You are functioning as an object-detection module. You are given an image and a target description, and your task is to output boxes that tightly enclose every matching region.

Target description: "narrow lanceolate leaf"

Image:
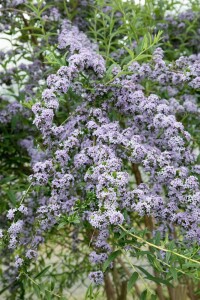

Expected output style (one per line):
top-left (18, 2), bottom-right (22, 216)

top-left (57, 222), bottom-right (66, 230)
top-left (136, 266), bottom-right (172, 286)
top-left (127, 272), bottom-right (139, 292)
top-left (103, 250), bottom-right (121, 272)
top-left (140, 289), bottom-right (147, 300)
top-left (170, 267), bottom-right (177, 281)
top-left (34, 266), bottom-right (51, 279)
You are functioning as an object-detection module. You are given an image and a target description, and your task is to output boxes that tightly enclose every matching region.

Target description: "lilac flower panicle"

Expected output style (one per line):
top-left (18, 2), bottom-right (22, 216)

top-left (88, 271), bottom-right (104, 285)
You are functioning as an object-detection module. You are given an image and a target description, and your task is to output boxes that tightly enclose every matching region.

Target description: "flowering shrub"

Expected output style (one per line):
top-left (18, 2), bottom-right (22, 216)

top-left (0, 1), bottom-right (200, 299)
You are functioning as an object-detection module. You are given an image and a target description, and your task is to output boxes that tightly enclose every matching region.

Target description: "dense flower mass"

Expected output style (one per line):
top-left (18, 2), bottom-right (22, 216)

top-left (4, 17), bottom-right (199, 281)
top-left (1, 1), bottom-right (200, 299)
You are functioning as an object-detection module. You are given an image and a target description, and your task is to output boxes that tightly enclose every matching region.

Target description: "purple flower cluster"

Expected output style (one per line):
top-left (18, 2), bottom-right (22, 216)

top-left (28, 23), bottom-right (200, 280)
top-left (0, 102), bottom-right (24, 124)
top-left (42, 7), bottom-right (61, 22)
top-left (88, 271), bottom-right (104, 285)
top-left (124, 48), bottom-right (200, 116)
top-left (156, 9), bottom-right (200, 53)
top-left (6, 0), bottom-right (25, 7)
top-left (2, 17), bottom-right (200, 286)
top-left (20, 137), bottom-right (46, 165)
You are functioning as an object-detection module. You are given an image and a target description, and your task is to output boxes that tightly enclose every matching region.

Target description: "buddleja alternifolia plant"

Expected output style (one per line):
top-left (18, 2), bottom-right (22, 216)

top-left (0, 0), bottom-right (200, 299)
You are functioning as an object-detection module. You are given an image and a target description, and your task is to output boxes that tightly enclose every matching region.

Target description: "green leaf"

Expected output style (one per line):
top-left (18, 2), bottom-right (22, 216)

top-left (140, 289), bottom-right (147, 300)
top-left (124, 46), bottom-right (135, 59)
top-left (166, 251), bottom-right (171, 264)
top-left (127, 272), bottom-right (139, 292)
top-left (170, 267), bottom-right (177, 281)
top-left (68, 214), bottom-right (80, 224)
top-left (154, 231), bottom-right (161, 245)
top-left (103, 250), bottom-right (121, 272)
top-left (85, 284), bottom-right (93, 299)
top-left (57, 222), bottom-right (66, 230)
top-left (182, 262), bottom-right (198, 269)
top-left (105, 63), bottom-right (120, 80)
top-left (33, 285), bottom-right (41, 298)
top-left (136, 266), bottom-right (171, 286)
top-left (6, 190), bottom-right (17, 205)
top-left (134, 54), bottom-right (152, 61)
top-left (34, 265), bottom-right (51, 279)
top-left (50, 281), bottom-right (55, 291)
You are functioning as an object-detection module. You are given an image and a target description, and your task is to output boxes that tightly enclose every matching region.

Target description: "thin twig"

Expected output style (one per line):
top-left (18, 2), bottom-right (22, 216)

top-left (119, 226), bottom-right (200, 265)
